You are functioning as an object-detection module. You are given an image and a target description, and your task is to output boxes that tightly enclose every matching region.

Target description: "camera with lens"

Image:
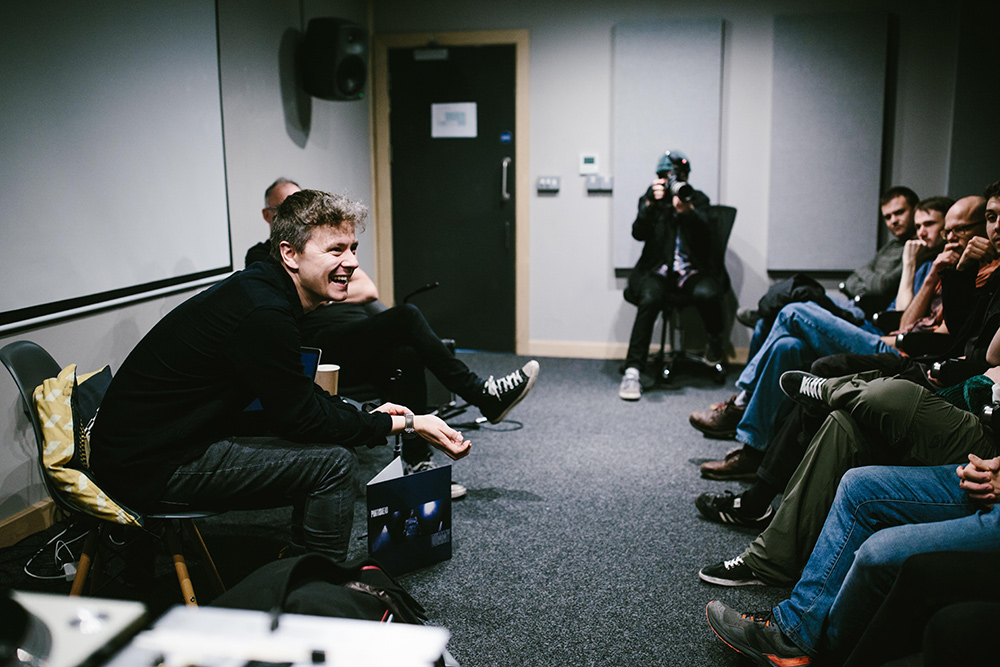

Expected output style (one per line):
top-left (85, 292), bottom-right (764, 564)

top-left (656, 171), bottom-right (694, 203)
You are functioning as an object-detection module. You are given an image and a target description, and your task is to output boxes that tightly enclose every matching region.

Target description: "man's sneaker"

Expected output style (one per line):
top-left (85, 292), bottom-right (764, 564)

top-left (406, 460), bottom-right (468, 500)
top-left (695, 490), bottom-right (774, 529)
top-left (706, 601), bottom-right (811, 667)
top-left (689, 395), bottom-right (744, 439)
top-left (779, 370), bottom-right (828, 409)
top-left (735, 307), bottom-right (761, 328)
top-left (618, 367), bottom-right (641, 401)
top-left (478, 360), bottom-right (540, 424)
top-left (699, 554), bottom-right (766, 587)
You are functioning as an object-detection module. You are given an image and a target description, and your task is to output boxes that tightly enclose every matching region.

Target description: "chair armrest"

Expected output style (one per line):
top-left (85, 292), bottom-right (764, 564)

top-left (930, 358), bottom-right (982, 387)
top-left (871, 310), bottom-right (902, 334)
top-left (894, 331), bottom-right (953, 358)
top-left (853, 293), bottom-right (892, 319)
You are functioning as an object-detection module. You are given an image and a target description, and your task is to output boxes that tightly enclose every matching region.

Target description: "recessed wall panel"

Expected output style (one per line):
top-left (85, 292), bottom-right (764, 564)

top-left (767, 13), bottom-right (887, 271)
top-left (612, 20), bottom-right (723, 269)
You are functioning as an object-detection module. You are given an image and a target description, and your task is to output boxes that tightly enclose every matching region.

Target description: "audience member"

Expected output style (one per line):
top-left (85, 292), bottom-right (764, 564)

top-left (619, 149), bottom-right (728, 401)
top-left (705, 455), bottom-right (1000, 665)
top-left (695, 197), bottom-right (964, 525)
top-left (691, 196), bottom-right (986, 483)
top-left (736, 186), bottom-right (919, 330)
top-left (90, 190), bottom-right (470, 562)
top-left (699, 353), bottom-right (999, 588)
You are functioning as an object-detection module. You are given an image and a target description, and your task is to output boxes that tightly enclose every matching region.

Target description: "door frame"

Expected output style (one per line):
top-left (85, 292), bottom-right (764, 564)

top-left (371, 30), bottom-right (530, 354)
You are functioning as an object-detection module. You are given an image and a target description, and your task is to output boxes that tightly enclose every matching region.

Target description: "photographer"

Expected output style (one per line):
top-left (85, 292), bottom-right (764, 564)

top-left (620, 149), bottom-right (726, 401)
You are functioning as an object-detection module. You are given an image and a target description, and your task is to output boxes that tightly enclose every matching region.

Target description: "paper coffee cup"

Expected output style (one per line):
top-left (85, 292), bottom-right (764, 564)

top-left (316, 364), bottom-right (340, 395)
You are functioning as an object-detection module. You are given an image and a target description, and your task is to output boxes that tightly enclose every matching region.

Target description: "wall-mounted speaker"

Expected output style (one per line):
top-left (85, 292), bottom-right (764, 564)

top-left (300, 18), bottom-right (368, 101)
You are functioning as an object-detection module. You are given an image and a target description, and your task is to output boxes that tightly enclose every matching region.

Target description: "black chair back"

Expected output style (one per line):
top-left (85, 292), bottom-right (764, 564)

top-left (0, 341), bottom-right (82, 515)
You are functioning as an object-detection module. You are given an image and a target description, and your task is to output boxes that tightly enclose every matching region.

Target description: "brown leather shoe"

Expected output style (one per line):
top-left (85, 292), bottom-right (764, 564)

top-left (689, 395), bottom-right (744, 439)
top-left (700, 446), bottom-right (763, 480)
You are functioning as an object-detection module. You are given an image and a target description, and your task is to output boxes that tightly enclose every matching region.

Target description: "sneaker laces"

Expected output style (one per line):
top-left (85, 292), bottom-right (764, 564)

top-left (723, 554), bottom-right (747, 571)
top-left (484, 369), bottom-right (525, 398)
top-left (406, 460), bottom-right (436, 474)
top-left (740, 609), bottom-right (774, 626)
top-left (799, 375), bottom-right (826, 401)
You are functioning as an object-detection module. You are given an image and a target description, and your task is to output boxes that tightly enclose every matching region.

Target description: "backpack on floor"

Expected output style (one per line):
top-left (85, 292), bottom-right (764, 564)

top-left (211, 553), bottom-right (428, 625)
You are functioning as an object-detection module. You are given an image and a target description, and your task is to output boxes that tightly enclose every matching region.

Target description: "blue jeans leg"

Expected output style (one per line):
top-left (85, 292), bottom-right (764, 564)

top-left (771, 465), bottom-right (981, 655)
top-left (736, 336), bottom-right (812, 450)
top-left (157, 437), bottom-right (359, 561)
top-left (735, 302), bottom-right (898, 451)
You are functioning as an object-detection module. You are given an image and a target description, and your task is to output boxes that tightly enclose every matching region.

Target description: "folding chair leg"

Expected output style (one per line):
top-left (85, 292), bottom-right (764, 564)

top-left (186, 521), bottom-right (225, 596)
top-left (164, 524), bottom-right (198, 606)
top-left (70, 527), bottom-right (100, 596)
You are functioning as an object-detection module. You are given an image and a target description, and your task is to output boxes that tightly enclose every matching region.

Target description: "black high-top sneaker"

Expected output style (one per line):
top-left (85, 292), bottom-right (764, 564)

top-left (477, 360), bottom-right (540, 424)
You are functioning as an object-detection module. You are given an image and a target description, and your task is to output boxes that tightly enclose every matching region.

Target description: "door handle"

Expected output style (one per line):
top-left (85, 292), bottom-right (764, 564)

top-left (501, 157), bottom-right (512, 202)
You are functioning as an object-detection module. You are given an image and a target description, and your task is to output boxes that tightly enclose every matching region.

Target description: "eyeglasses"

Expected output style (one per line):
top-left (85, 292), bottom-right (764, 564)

top-left (945, 220), bottom-right (986, 237)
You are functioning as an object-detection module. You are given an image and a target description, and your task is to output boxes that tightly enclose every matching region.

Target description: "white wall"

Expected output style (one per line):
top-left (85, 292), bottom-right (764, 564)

top-left (373, 0), bottom-right (962, 356)
top-left (0, 0), bottom-right (373, 520)
top-left (0, 0), bottom-right (971, 520)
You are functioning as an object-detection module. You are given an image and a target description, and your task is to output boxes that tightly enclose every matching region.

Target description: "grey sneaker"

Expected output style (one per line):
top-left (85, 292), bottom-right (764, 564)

top-left (779, 370), bottom-right (828, 409)
top-left (699, 554), bottom-right (766, 587)
top-left (406, 460), bottom-right (467, 500)
top-left (705, 601), bottom-right (811, 666)
top-left (618, 368), bottom-right (641, 401)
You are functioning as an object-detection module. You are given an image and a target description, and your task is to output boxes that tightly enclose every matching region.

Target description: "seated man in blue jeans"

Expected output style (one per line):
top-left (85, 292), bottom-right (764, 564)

top-left (691, 195), bottom-right (990, 481)
top-left (706, 456), bottom-right (1000, 666)
top-left (90, 190), bottom-right (470, 561)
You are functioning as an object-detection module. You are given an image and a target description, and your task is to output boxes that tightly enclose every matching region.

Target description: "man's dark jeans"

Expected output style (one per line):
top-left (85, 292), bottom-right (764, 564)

top-left (157, 437), bottom-right (358, 561)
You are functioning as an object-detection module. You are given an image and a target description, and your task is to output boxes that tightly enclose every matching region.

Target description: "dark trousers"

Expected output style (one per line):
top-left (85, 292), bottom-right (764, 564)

top-left (839, 551), bottom-right (1000, 667)
top-left (755, 353), bottom-right (931, 490)
top-left (301, 303), bottom-right (483, 466)
top-left (301, 303), bottom-right (483, 412)
top-left (157, 437), bottom-right (358, 561)
top-left (623, 272), bottom-right (725, 370)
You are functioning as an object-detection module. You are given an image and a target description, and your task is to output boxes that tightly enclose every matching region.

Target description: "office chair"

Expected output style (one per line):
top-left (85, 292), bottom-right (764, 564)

top-left (651, 205), bottom-right (737, 385)
top-left (0, 341), bottom-right (224, 606)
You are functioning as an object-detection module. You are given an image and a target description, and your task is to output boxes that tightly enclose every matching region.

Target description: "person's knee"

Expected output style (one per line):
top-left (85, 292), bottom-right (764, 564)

top-left (837, 466), bottom-right (874, 507)
top-left (811, 354), bottom-right (850, 378)
top-left (317, 446), bottom-right (358, 489)
top-left (851, 537), bottom-right (903, 587)
top-left (770, 336), bottom-right (805, 359)
top-left (393, 303), bottom-right (424, 329)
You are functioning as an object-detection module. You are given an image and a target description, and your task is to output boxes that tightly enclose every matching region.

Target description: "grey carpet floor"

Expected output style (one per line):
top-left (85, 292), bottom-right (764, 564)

top-left (342, 352), bottom-right (791, 667)
top-left (1, 351), bottom-right (794, 666)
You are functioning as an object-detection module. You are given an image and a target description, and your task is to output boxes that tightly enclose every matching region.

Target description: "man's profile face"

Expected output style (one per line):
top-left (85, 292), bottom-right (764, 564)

top-left (943, 203), bottom-right (987, 248)
top-left (282, 224), bottom-right (358, 311)
top-left (914, 209), bottom-right (946, 249)
top-left (986, 197), bottom-right (1000, 253)
top-left (880, 196), bottom-right (915, 238)
top-left (263, 182), bottom-right (302, 225)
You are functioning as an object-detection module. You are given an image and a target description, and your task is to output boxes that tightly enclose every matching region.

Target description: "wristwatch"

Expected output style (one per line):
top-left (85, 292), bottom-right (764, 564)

top-left (403, 412), bottom-right (415, 435)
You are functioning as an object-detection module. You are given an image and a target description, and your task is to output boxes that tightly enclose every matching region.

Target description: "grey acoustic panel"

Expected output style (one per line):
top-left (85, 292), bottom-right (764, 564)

top-left (612, 20), bottom-right (723, 269)
top-left (767, 13), bottom-right (887, 271)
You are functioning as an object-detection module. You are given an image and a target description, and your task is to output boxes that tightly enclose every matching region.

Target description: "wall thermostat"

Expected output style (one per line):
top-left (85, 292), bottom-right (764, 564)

top-left (579, 153), bottom-right (599, 175)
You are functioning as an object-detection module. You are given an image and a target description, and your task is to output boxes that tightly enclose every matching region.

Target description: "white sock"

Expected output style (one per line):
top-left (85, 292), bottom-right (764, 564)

top-left (734, 390), bottom-right (749, 408)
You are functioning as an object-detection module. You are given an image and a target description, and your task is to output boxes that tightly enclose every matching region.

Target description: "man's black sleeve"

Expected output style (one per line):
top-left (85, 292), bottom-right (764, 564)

top-left (226, 307), bottom-right (392, 447)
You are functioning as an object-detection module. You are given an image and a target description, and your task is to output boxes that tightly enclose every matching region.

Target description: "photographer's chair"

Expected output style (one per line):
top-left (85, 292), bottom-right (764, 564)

top-left (0, 341), bottom-right (224, 606)
top-left (652, 205), bottom-right (737, 386)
